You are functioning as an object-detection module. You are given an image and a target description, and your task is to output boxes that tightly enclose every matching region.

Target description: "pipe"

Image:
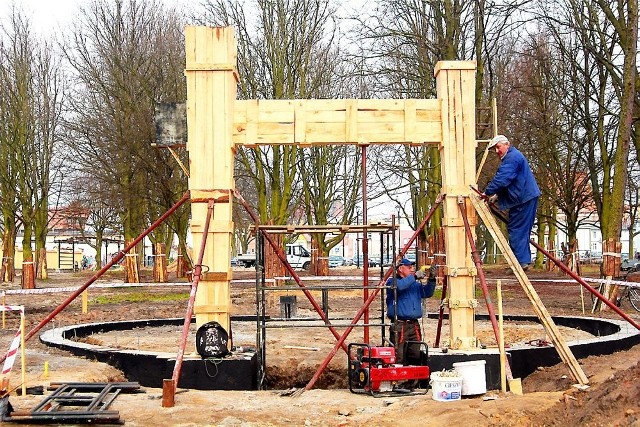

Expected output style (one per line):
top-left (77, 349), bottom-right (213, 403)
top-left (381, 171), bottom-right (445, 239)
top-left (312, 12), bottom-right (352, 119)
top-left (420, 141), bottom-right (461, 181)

top-left (235, 192), bottom-right (348, 353)
top-left (470, 185), bottom-right (640, 331)
top-left (434, 275), bottom-right (448, 348)
top-left (458, 199), bottom-right (514, 379)
top-left (532, 241), bottom-right (640, 330)
top-left (361, 145), bottom-right (369, 343)
top-left (0, 191), bottom-right (191, 364)
top-left (170, 199), bottom-right (215, 390)
top-left (303, 193), bottom-right (445, 391)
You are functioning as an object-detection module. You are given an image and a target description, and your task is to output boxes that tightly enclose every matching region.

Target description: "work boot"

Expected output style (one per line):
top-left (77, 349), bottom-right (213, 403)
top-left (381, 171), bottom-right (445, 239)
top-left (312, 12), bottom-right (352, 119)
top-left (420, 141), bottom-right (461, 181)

top-left (520, 263), bottom-right (530, 271)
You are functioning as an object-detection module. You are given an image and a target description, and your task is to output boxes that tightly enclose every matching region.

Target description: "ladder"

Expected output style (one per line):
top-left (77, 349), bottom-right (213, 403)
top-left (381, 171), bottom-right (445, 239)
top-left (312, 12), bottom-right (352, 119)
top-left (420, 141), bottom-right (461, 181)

top-left (470, 192), bottom-right (589, 385)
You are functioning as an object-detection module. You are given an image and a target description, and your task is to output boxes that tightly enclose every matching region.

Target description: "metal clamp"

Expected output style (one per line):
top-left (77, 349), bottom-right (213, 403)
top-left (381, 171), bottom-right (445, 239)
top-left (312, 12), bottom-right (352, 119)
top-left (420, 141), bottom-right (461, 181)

top-left (446, 298), bottom-right (479, 309)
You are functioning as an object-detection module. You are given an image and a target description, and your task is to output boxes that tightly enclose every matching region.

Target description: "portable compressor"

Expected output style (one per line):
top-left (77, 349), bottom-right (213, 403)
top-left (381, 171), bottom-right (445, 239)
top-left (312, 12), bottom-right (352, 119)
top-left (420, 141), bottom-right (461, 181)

top-left (348, 343), bottom-right (430, 395)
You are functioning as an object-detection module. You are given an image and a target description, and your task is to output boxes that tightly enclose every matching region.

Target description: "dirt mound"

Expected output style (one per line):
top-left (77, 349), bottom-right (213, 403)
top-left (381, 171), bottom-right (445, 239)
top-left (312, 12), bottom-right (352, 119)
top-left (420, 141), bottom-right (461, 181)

top-left (532, 361), bottom-right (640, 426)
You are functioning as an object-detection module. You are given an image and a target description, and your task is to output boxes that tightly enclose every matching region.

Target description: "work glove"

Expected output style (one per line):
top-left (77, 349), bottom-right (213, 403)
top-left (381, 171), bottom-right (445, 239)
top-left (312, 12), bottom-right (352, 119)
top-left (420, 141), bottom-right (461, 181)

top-left (487, 194), bottom-right (498, 203)
top-left (429, 264), bottom-right (437, 279)
top-left (415, 269), bottom-right (426, 280)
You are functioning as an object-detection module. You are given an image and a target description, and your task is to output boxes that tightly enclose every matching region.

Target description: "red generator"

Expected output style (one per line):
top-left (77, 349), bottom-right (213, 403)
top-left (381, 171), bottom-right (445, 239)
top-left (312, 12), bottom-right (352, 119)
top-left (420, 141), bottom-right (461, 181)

top-left (348, 343), bottom-right (430, 396)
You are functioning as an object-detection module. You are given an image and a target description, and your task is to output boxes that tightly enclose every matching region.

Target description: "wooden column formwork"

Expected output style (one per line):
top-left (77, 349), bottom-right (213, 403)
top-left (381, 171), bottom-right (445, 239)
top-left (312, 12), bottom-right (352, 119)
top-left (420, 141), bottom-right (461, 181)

top-left (185, 26), bottom-right (236, 335)
top-left (186, 26), bottom-right (478, 350)
top-left (435, 62), bottom-right (478, 349)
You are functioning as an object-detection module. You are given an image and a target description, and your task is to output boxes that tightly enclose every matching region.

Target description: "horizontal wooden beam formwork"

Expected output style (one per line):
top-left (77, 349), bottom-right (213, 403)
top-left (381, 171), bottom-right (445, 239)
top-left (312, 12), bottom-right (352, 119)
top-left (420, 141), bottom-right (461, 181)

top-left (233, 98), bottom-right (442, 147)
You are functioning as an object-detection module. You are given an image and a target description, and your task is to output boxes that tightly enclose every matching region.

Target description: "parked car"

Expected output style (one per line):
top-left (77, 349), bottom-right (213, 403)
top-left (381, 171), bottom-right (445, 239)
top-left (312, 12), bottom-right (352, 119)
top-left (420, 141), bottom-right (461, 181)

top-left (236, 244), bottom-right (311, 269)
top-left (351, 254), bottom-right (379, 267)
top-left (621, 258), bottom-right (640, 272)
top-left (589, 251), bottom-right (603, 264)
top-left (328, 255), bottom-right (345, 268)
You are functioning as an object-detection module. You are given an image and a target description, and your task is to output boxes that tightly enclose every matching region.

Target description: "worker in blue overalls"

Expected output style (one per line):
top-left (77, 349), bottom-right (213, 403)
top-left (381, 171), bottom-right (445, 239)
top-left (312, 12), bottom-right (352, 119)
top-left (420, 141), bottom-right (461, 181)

top-left (386, 258), bottom-right (436, 365)
top-left (483, 134), bottom-right (541, 271)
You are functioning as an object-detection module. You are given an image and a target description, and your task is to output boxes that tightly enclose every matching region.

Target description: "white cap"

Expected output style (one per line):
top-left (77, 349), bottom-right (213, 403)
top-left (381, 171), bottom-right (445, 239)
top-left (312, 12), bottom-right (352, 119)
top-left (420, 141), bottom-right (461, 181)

top-left (488, 134), bottom-right (508, 149)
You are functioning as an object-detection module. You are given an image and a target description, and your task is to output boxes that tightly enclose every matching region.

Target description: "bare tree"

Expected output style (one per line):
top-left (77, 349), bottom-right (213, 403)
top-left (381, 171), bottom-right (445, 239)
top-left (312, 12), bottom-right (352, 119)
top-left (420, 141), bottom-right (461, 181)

top-left (63, 0), bottom-right (187, 281)
top-left (354, 0), bottom-right (480, 263)
top-left (545, 0), bottom-right (638, 275)
top-left (0, 8), bottom-right (65, 287)
top-left (198, 0), bottom-right (357, 275)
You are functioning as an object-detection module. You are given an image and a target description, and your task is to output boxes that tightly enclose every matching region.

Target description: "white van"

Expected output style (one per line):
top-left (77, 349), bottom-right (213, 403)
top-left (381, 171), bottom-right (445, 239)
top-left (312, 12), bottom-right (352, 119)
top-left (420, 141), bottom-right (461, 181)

top-left (237, 244), bottom-right (311, 270)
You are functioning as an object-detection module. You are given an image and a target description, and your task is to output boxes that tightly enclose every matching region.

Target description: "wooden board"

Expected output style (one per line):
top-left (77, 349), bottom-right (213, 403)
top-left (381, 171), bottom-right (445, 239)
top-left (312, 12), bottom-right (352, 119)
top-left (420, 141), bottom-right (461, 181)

top-left (470, 192), bottom-right (589, 385)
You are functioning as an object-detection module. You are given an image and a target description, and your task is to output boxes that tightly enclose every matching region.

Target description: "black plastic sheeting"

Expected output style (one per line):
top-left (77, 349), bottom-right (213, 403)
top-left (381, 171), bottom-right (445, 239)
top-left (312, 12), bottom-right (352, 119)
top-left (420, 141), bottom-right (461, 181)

top-left (40, 317), bottom-right (257, 391)
top-left (40, 314), bottom-right (639, 391)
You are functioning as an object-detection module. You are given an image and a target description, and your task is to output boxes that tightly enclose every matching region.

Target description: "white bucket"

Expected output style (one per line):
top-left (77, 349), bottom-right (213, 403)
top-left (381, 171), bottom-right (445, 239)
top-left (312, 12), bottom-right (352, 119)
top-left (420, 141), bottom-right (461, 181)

top-left (453, 360), bottom-right (487, 395)
top-left (429, 372), bottom-right (462, 401)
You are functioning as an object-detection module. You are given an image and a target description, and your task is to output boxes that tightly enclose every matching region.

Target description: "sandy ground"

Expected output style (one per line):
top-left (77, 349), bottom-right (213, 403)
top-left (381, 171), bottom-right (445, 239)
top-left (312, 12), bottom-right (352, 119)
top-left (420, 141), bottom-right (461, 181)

top-left (0, 266), bottom-right (638, 426)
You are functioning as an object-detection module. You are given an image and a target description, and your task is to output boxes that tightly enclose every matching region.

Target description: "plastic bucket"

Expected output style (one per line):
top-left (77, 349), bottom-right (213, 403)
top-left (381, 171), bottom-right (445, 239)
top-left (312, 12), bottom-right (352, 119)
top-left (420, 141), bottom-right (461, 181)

top-left (453, 360), bottom-right (487, 395)
top-left (429, 372), bottom-right (462, 401)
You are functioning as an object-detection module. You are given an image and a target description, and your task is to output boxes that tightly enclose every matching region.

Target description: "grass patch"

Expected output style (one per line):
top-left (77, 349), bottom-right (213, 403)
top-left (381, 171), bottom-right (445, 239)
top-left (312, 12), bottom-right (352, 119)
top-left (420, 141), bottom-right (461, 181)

top-left (91, 291), bottom-right (189, 305)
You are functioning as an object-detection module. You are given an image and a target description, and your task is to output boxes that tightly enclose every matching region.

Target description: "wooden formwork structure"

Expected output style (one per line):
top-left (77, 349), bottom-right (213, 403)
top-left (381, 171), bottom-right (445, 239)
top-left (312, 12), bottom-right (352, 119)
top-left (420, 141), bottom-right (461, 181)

top-left (185, 26), bottom-right (479, 350)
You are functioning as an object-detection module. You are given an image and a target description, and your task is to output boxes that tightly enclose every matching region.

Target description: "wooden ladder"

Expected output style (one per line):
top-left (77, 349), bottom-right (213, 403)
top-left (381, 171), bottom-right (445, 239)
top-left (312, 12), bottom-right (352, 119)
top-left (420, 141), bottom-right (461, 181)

top-left (469, 192), bottom-right (589, 385)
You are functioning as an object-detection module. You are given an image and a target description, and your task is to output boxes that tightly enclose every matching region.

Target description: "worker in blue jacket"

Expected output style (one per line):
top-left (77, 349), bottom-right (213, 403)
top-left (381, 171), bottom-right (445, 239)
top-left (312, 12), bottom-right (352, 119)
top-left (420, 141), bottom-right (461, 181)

top-left (386, 258), bottom-right (436, 365)
top-left (483, 134), bottom-right (541, 270)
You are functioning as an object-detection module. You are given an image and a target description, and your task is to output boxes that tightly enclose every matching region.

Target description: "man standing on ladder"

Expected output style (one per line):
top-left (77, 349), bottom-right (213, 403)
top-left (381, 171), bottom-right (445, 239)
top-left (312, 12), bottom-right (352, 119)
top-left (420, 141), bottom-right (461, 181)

top-left (482, 134), bottom-right (541, 271)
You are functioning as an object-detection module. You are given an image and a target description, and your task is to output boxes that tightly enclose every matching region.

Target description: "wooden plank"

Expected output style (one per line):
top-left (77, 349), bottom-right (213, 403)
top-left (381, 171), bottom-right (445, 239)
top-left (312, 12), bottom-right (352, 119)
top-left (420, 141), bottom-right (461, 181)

top-left (294, 100), bottom-right (309, 146)
top-left (345, 100), bottom-right (358, 142)
top-left (404, 99), bottom-right (417, 144)
top-left (470, 193), bottom-right (589, 385)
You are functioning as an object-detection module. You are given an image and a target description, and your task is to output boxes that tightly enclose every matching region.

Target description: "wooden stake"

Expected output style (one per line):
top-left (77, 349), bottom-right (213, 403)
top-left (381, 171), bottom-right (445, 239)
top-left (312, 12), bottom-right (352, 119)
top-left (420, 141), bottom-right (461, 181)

top-left (20, 311), bottom-right (26, 397)
top-left (162, 379), bottom-right (175, 407)
top-left (82, 289), bottom-right (88, 314)
top-left (497, 280), bottom-right (506, 393)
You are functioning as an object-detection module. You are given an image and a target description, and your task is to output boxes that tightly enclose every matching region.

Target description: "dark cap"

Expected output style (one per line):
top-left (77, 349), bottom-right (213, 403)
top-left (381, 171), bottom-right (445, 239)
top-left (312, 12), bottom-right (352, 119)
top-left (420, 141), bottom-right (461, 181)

top-left (397, 258), bottom-right (415, 267)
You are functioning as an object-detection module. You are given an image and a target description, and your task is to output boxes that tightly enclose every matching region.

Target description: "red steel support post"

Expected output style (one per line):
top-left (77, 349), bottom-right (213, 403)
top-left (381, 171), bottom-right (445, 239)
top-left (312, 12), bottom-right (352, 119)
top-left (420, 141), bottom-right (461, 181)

top-left (458, 198), bottom-right (514, 378)
top-left (2, 191), bottom-right (191, 364)
top-left (169, 199), bottom-right (216, 395)
top-left (235, 192), bottom-right (349, 353)
top-left (303, 194), bottom-right (445, 391)
top-left (533, 242), bottom-right (640, 330)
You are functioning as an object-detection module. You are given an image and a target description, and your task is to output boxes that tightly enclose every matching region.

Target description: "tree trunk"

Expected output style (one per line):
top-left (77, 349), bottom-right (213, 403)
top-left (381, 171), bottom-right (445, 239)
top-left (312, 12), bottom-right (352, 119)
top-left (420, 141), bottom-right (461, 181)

top-left (176, 245), bottom-right (188, 278)
top-left (125, 239), bottom-right (139, 283)
top-left (311, 238), bottom-right (328, 276)
top-left (264, 234), bottom-right (285, 279)
top-left (38, 248), bottom-right (48, 280)
top-left (22, 254), bottom-right (35, 290)
top-left (1, 229), bottom-right (16, 282)
top-left (566, 239), bottom-right (580, 276)
top-left (602, 239), bottom-right (621, 278)
top-left (154, 243), bottom-right (167, 283)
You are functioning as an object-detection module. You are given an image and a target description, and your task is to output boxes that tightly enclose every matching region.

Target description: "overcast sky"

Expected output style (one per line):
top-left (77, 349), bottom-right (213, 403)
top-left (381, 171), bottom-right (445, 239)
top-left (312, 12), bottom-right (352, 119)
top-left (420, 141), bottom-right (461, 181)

top-left (2, 0), bottom-right (79, 34)
top-left (2, 0), bottom-right (189, 35)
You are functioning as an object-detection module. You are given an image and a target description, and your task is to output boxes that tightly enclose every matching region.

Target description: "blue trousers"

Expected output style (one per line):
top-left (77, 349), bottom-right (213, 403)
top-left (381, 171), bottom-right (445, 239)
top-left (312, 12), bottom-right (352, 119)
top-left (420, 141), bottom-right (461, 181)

top-left (507, 197), bottom-right (538, 265)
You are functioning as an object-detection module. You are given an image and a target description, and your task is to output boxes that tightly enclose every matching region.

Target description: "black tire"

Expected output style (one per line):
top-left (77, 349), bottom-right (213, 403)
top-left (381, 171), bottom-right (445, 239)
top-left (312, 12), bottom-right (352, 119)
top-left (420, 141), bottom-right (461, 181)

top-left (629, 288), bottom-right (640, 312)
top-left (302, 261), bottom-right (310, 270)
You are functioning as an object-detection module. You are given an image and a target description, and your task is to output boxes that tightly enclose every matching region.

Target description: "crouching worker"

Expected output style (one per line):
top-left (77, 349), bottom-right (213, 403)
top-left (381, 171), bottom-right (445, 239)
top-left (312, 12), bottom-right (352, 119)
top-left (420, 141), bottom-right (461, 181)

top-left (386, 258), bottom-right (436, 365)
